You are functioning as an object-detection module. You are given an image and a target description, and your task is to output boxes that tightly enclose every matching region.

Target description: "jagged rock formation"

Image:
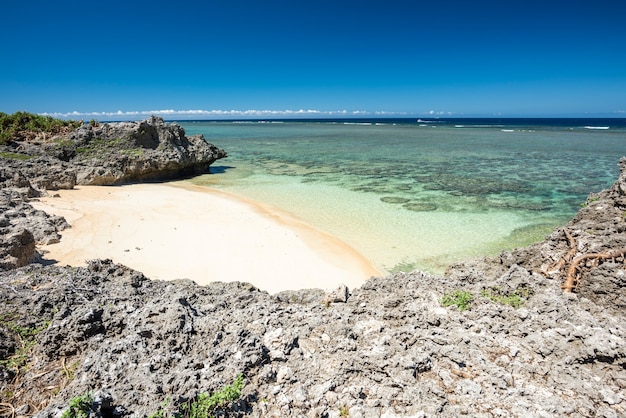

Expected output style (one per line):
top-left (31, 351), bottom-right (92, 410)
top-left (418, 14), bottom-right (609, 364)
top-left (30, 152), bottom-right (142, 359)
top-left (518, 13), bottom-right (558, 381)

top-left (1, 116), bottom-right (227, 186)
top-left (0, 129), bottom-right (624, 416)
top-left (0, 189), bottom-right (68, 270)
top-left (0, 117), bottom-right (226, 272)
top-left (1, 159), bottom-right (76, 192)
top-left (65, 116), bottom-right (227, 185)
top-left (446, 158), bottom-right (626, 318)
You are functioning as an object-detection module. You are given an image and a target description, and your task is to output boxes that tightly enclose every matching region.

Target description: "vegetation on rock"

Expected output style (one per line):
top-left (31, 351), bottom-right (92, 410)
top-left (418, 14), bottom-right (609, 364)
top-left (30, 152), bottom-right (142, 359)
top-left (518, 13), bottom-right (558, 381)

top-left (0, 151), bottom-right (36, 160)
top-left (61, 392), bottom-right (93, 418)
top-left (0, 111), bottom-right (81, 145)
top-left (148, 375), bottom-right (244, 418)
top-left (480, 286), bottom-right (531, 308)
top-left (0, 313), bottom-right (50, 373)
top-left (441, 290), bottom-right (474, 311)
top-left (180, 374), bottom-right (244, 418)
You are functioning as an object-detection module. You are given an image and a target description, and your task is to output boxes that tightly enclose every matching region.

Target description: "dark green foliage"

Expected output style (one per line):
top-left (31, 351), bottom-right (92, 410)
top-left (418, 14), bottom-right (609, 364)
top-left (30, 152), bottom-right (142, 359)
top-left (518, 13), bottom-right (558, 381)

top-left (0, 111), bottom-right (81, 145)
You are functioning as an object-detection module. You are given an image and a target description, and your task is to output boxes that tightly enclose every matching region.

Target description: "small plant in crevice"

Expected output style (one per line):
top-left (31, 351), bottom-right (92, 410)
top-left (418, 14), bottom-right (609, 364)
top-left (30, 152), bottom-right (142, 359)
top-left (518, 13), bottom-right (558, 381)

top-left (480, 286), bottom-right (533, 309)
top-left (441, 290), bottom-right (474, 311)
top-left (0, 315), bottom-right (50, 372)
top-left (180, 374), bottom-right (244, 418)
top-left (339, 405), bottom-right (350, 417)
top-left (61, 392), bottom-right (93, 418)
top-left (580, 196), bottom-right (600, 208)
top-left (149, 374), bottom-right (244, 418)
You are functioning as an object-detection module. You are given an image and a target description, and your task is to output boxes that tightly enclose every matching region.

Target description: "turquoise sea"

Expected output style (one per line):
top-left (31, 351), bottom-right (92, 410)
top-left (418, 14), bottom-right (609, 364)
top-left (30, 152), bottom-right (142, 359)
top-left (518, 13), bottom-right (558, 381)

top-left (180, 118), bottom-right (626, 275)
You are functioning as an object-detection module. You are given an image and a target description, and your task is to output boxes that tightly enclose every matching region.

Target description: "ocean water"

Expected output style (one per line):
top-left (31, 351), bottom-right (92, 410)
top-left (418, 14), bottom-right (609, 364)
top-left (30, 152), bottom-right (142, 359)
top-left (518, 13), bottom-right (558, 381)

top-left (180, 118), bottom-right (626, 274)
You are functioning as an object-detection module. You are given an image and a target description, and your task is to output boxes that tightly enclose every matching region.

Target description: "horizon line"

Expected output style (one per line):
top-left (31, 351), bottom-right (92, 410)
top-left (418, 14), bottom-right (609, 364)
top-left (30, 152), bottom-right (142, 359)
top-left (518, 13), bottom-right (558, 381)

top-left (36, 109), bottom-right (626, 121)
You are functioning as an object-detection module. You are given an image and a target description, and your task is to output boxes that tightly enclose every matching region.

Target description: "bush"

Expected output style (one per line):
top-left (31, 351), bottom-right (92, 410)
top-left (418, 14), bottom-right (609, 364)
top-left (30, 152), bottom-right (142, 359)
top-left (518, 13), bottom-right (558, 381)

top-left (0, 111), bottom-right (81, 145)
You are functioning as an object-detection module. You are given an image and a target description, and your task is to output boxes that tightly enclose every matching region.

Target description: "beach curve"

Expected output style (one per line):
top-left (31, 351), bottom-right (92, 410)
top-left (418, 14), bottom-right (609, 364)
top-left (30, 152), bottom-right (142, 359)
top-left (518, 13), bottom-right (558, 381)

top-left (30, 182), bottom-right (380, 294)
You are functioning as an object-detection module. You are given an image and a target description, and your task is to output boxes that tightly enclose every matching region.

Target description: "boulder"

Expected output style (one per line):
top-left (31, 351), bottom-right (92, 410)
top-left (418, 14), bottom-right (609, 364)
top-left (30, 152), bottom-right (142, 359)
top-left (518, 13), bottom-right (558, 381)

top-left (1, 116), bottom-right (226, 188)
top-left (0, 228), bottom-right (35, 270)
top-left (67, 116), bottom-right (227, 185)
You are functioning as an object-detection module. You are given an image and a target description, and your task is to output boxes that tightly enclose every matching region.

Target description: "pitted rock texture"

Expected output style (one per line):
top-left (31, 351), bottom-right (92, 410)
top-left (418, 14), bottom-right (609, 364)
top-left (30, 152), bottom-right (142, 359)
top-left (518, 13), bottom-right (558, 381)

top-left (1, 135), bottom-right (625, 416)
top-left (0, 189), bottom-right (68, 270)
top-left (0, 258), bottom-right (623, 417)
top-left (0, 116), bottom-right (227, 187)
top-left (67, 116), bottom-right (227, 185)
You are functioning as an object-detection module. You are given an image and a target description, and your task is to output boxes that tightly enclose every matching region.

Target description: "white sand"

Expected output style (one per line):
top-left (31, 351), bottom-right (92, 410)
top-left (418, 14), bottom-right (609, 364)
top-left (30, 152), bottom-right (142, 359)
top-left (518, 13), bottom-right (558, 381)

top-left (31, 182), bottom-right (380, 294)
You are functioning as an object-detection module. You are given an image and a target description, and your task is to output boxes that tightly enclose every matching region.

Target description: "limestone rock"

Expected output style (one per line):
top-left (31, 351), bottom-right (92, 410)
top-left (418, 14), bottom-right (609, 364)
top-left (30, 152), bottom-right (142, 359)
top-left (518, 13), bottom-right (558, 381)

top-left (1, 133), bottom-right (626, 416)
top-left (67, 116), bottom-right (227, 185)
top-left (1, 116), bottom-right (226, 188)
top-left (0, 228), bottom-right (35, 270)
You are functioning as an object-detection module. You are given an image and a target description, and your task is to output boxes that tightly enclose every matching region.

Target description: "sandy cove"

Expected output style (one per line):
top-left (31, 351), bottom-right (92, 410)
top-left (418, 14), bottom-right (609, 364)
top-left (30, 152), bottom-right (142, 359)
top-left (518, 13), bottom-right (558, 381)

top-left (30, 182), bottom-right (380, 294)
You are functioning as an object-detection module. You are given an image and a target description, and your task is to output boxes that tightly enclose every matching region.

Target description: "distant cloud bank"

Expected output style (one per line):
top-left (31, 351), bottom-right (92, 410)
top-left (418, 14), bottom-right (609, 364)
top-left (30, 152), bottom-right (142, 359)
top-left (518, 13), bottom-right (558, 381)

top-left (40, 109), bottom-right (413, 120)
top-left (40, 109), bottom-right (623, 120)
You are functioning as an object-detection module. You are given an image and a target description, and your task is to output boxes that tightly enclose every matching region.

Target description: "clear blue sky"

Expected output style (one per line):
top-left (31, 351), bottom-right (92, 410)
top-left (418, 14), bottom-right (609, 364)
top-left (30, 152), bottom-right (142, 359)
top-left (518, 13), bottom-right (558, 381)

top-left (2, 0), bottom-right (625, 119)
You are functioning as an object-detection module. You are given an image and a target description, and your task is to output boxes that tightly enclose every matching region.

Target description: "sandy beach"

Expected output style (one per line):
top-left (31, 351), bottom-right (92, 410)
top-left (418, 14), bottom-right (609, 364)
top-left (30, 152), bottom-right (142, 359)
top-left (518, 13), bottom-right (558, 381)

top-left (31, 182), bottom-right (380, 294)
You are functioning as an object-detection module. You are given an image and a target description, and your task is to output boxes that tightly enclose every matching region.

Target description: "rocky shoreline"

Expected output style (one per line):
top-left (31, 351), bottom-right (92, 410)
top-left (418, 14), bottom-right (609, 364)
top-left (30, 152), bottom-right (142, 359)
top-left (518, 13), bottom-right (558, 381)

top-left (0, 116), bottom-right (227, 271)
top-left (1, 118), bottom-right (625, 417)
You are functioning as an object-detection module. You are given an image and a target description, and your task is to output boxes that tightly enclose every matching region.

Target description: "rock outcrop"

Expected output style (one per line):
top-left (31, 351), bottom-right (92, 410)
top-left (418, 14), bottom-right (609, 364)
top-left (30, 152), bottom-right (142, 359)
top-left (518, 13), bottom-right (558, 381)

top-left (0, 189), bottom-right (68, 270)
top-left (66, 116), bottom-right (227, 185)
top-left (0, 122), bottom-right (624, 417)
top-left (1, 253), bottom-right (624, 417)
top-left (1, 116), bottom-right (227, 186)
top-left (0, 116), bottom-right (226, 272)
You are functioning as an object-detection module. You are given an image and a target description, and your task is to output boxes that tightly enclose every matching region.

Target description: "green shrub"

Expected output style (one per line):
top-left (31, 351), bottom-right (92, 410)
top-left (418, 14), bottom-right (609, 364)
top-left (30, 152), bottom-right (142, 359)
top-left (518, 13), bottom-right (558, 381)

top-left (61, 392), bottom-right (93, 418)
top-left (441, 290), bottom-right (474, 311)
top-left (150, 374), bottom-right (244, 418)
top-left (480, 286), bottom-right (532, 308)
top-left (0, 111), bottom-right (81, 145)
top-left (181, 374), bottom-right (244, 418)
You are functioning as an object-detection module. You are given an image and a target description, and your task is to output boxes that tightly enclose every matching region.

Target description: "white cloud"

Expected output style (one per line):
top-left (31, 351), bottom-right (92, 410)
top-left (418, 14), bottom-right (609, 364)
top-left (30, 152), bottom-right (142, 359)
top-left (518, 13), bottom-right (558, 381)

top-left (39, 108), bottom-right (418, 120)
top-left (38, 109), bottom-right (465, 120)
top-left (426, 110), bottom-right (456, 116)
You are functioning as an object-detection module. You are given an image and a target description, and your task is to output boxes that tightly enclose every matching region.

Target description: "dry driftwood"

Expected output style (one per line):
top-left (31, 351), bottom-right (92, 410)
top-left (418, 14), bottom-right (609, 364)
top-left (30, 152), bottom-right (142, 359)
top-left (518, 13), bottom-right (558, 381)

top-left (542, 229), bottom-right (626, 293)
top-left (562, 247), bottom-right (626, 292)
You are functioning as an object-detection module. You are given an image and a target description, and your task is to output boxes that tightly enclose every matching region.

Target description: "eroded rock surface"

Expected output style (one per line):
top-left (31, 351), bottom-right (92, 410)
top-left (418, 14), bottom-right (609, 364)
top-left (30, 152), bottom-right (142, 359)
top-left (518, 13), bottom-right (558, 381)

top-left (1, 116), bottom-right (227, 186)
top-left (67, 116), bottom-right (227, 185)
top-left (0, 255), bottom-right (623, 417)
top-left (0, 127), bottom-right (624, 416)
top-left (0, 189), bottom-right (68, 270)
top-left (0, 116), bottom-right (225, 272)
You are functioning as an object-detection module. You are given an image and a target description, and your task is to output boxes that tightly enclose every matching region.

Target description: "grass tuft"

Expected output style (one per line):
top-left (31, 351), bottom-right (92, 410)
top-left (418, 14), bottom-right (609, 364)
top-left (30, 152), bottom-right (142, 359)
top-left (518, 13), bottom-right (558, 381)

top-left (441, 290), bottom-right (474, 311)
top-left (480, 286), bottom-right (532, 308)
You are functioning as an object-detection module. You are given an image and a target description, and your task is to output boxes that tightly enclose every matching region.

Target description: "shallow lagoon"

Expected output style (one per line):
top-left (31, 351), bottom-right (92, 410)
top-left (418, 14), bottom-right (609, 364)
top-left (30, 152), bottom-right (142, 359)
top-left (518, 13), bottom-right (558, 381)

top-left (181, 119), bottom-right (626, 274)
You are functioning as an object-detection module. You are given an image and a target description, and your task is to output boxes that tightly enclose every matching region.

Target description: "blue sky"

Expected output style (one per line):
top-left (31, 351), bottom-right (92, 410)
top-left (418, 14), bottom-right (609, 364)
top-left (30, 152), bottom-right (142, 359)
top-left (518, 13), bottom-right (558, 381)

top-left (2, 0), bottom-right (625, 119)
